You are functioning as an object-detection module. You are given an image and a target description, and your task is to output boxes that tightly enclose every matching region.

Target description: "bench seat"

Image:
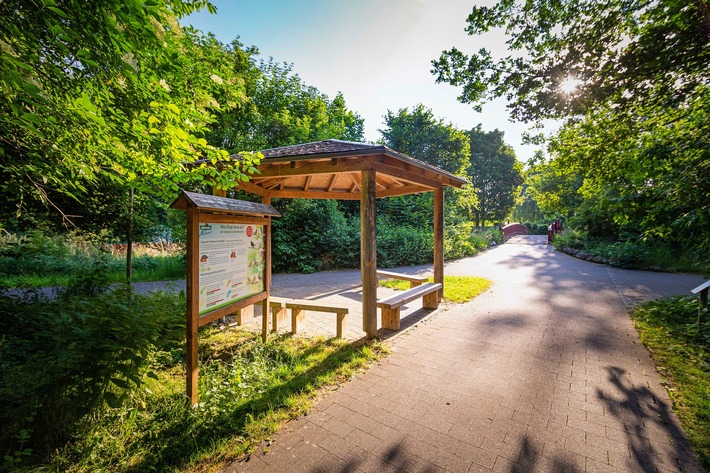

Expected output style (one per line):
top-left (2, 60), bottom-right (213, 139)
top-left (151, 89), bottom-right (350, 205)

top-left (286, 301), bottom-right (349, 338)
top-left (376, 270), bottom-right (429, 288)
top-left (377, 282), bottom-right (442, 330)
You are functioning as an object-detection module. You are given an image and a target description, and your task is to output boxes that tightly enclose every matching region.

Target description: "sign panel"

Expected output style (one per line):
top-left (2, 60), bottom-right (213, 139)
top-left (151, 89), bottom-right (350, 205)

top-left (198, 223), bottom-right (265, 315)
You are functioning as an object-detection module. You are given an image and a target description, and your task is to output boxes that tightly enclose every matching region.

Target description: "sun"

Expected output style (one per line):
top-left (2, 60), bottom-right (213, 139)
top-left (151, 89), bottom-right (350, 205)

top-left (559, 76), bottom-right (582, 94)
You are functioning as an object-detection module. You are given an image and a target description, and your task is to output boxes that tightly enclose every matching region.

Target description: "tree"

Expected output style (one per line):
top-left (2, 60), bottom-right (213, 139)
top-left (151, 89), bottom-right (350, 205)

top-left (380, 104), bottom-right (469, 174)
top-left (0, 0), bottom-right (258, 227)
top-left (206, 59), bottom-right (364, 152)
top-left (432, 0), bottom-right (710, 123)
top-left (378, 104), bottom-right (471, 228)
top-left (433, 0), bottom-right (710, 251)
top-left (467, 126), bottom-right (522, 227)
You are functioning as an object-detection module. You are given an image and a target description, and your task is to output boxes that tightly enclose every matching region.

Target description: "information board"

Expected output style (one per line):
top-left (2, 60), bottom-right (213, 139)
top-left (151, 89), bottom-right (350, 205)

top-left (198, 223), bottom-right (265, 315)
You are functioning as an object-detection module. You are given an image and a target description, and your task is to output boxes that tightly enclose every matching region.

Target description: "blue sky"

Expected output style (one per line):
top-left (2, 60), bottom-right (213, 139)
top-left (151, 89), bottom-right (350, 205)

top-left (185, 0), bottom-right (549, 162)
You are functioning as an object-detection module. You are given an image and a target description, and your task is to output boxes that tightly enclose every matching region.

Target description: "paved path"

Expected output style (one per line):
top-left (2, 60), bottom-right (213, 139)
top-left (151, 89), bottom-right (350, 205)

top-left (225, 236), bottom-right (706, 473)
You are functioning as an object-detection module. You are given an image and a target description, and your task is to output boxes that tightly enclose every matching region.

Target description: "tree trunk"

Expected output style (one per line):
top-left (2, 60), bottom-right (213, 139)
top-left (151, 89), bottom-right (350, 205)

top-left (126, 188), bottom-right (134, 288)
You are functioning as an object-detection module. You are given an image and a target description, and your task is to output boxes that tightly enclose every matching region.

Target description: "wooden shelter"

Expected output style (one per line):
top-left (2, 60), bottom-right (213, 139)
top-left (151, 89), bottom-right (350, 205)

top-left (223, 139), bottom-right (467, 338)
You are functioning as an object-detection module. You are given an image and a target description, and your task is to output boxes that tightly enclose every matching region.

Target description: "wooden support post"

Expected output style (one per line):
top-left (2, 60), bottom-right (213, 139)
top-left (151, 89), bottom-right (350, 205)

top-left (336, 312), bottom-right (349, 339)
top-left (261, 299), bottom-right (269, 343)
top-left (185, 205), bottom-right (199, 406)
top-left (434, 188), bottom-right (444, 302)
top-left (235, 305), bottom-right (254, 326)
top-left (361, 168), bottom-right (378, 339)
top-left (381, 308), bottom-right (400, 331)
top-left (263, 195), bottom-right (272, 343)
top-left (271, 301), bottom-right (287, 332)
top-left (291, 308), bottom-right (305, 334)
top-left (699, 287), bottom-right (708, 327)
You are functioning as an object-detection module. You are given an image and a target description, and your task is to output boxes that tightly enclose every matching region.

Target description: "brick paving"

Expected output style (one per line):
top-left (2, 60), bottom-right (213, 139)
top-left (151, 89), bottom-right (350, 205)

top-left (220, 236), bottom-right (705, 472)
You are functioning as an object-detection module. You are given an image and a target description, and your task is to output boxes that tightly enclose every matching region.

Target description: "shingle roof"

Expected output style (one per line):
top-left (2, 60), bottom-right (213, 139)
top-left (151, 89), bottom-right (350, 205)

top-left (260, 139), bottom-right (379, 158)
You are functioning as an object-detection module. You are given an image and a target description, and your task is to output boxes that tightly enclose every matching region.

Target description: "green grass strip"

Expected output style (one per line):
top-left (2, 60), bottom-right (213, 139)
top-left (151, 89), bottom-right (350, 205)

top-left (378, 275), bottom-right (491, 303)
top-left (47, 331), bottom-right (387, 472)
top-left (631, 296), bottom-right (710, 470)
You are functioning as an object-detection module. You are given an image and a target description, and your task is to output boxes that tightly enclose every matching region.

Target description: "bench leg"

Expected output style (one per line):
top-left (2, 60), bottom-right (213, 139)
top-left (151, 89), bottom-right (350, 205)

top-left (235, 305), bottom-right (254, 326)
top-left (272, 305), bottom-right (287, 332)
top-left (382, 307), bottom-right (400, 330)
top-left (291, 308), bottom-right (305, 334)
top-left (336, 312), bottom-right (349, 338)
top-left (423, 292), bottom-right (439, 310)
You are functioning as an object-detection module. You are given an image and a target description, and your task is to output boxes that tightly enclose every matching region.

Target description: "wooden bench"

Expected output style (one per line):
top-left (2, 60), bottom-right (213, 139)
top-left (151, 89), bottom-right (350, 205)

top-left (377, 282), bottom-right (442, 330)
top-left (286, 301), bottom-right (350, 338)
top-left (691, 280), bottom-right (710, 326)
top-left (376, 270), bottom-right (429, 288)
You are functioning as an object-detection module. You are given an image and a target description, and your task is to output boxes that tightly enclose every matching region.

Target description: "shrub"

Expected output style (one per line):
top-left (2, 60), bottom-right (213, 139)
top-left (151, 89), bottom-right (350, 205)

top-left (376, 217), bottom-right (433, 267)
top-left (0, 270), bottom-right (185, 463)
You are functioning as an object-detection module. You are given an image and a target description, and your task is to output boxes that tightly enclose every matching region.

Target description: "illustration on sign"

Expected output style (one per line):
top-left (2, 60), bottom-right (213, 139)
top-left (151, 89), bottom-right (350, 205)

top-left (198, 223), bottom-right (265, 315)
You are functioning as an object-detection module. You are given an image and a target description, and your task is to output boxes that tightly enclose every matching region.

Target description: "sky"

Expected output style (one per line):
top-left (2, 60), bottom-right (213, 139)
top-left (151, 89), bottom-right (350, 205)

top-left (185, 0), bottom-right (549, 162)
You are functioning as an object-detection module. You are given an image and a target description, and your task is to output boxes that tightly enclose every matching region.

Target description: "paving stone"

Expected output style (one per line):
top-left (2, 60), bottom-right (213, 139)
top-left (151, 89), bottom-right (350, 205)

top-left (221, 238), bottom-right (703, 473)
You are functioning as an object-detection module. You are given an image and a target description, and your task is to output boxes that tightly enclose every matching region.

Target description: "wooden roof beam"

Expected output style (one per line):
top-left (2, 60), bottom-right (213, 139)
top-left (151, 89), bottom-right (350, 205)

top-left (377, 184), bottom-right (431, 198)
top-left (269, 189), bottom-right (361, 200)
top-left (326, 174), bottom-right (338, 192)
top-left (255, 159), bottom-right (369, 178)
top-left (348, 173), bottom-right (361, 192)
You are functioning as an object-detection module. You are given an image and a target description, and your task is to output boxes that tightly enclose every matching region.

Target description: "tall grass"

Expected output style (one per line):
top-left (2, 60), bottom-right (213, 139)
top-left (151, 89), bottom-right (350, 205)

top-left (0, 232), bottom-right (185, 287)
top-left (1, 281), bottom-right (386, 472)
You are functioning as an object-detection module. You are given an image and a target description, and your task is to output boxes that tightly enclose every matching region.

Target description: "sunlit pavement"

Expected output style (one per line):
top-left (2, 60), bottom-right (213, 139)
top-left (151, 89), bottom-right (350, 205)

top-left (217, 235), bottom-right (706, 472)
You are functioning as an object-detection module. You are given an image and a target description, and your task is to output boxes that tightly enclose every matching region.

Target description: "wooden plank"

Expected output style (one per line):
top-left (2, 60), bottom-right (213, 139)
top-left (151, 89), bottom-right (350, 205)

top-left (376, 184), bottom-right (430, 198)
top-left (197, 292), bottom-right (268, 327)
top-left (434, 188), bottom-right (444, 302)
top-left (263, 195), bottom-right (272, 343)
top-left (361, 168), bottom-right (378, 339)
top-left (234, 179), bottom-right (270, 197)
top-left (691, 280), bottom-right (710, 294)
top-left (185, 205), bottom-right (199, 406)
top-left (235, 304), bottom-right (254, 325)
top-left (291, 308), bottom-right (305, 334)
top-left (377, 283), bottom-right (442, 309)
top-left (254, 158), bottom-right (369, 178)
top-left (304, 175), bottom-right (313, 191)
top-left (336, 312), bottom-right (349, 338)
top-left (381, 307), bottom-right (400, 330)
top-left (377, 270), bottom-right (429, 286)
top-left (267, 189), bottom-right (362, 200)
top-left (373, 162), bottom-right (443, 189)
top-left (285, 302), bottom-right (349, 314)
top-left (271, 301), bottom-right (287, 332)
top-left (326, 174), bottom-right (338, 192)
top-left (349, 173), bottom-right (362, 191)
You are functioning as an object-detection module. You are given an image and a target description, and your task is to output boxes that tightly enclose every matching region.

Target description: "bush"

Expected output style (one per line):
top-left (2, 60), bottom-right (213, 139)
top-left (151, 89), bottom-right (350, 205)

top-left (272, 199), bottom-right (360, 273)
top-left (376, 217), bottom-right (433, 267)
top-left (0, 270), bottom-right (185, 463)
top-left (521, 222), bottom-right (550, 235)
top-left (445, 223), bottom-right (501, 260)
top-left (552, 228), bottom-right (588, 250)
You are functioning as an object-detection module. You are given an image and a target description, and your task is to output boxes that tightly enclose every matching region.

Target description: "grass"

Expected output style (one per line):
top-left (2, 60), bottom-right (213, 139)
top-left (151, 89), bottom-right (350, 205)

top-left (32, 329), bottom-right (387, 472)
top-left (0, 254), bottom-right (185, 287)
top-left (379, 275), bottom-right (491, 303)
top-left (630, 296), bottom-right (710, 469)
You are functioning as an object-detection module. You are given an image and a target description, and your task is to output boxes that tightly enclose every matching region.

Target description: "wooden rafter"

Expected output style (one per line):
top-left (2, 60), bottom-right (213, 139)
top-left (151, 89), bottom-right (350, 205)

top-left (326, 174), bottom-right (338, 192)
top-left (348, 173), bottom-right (361, 192)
